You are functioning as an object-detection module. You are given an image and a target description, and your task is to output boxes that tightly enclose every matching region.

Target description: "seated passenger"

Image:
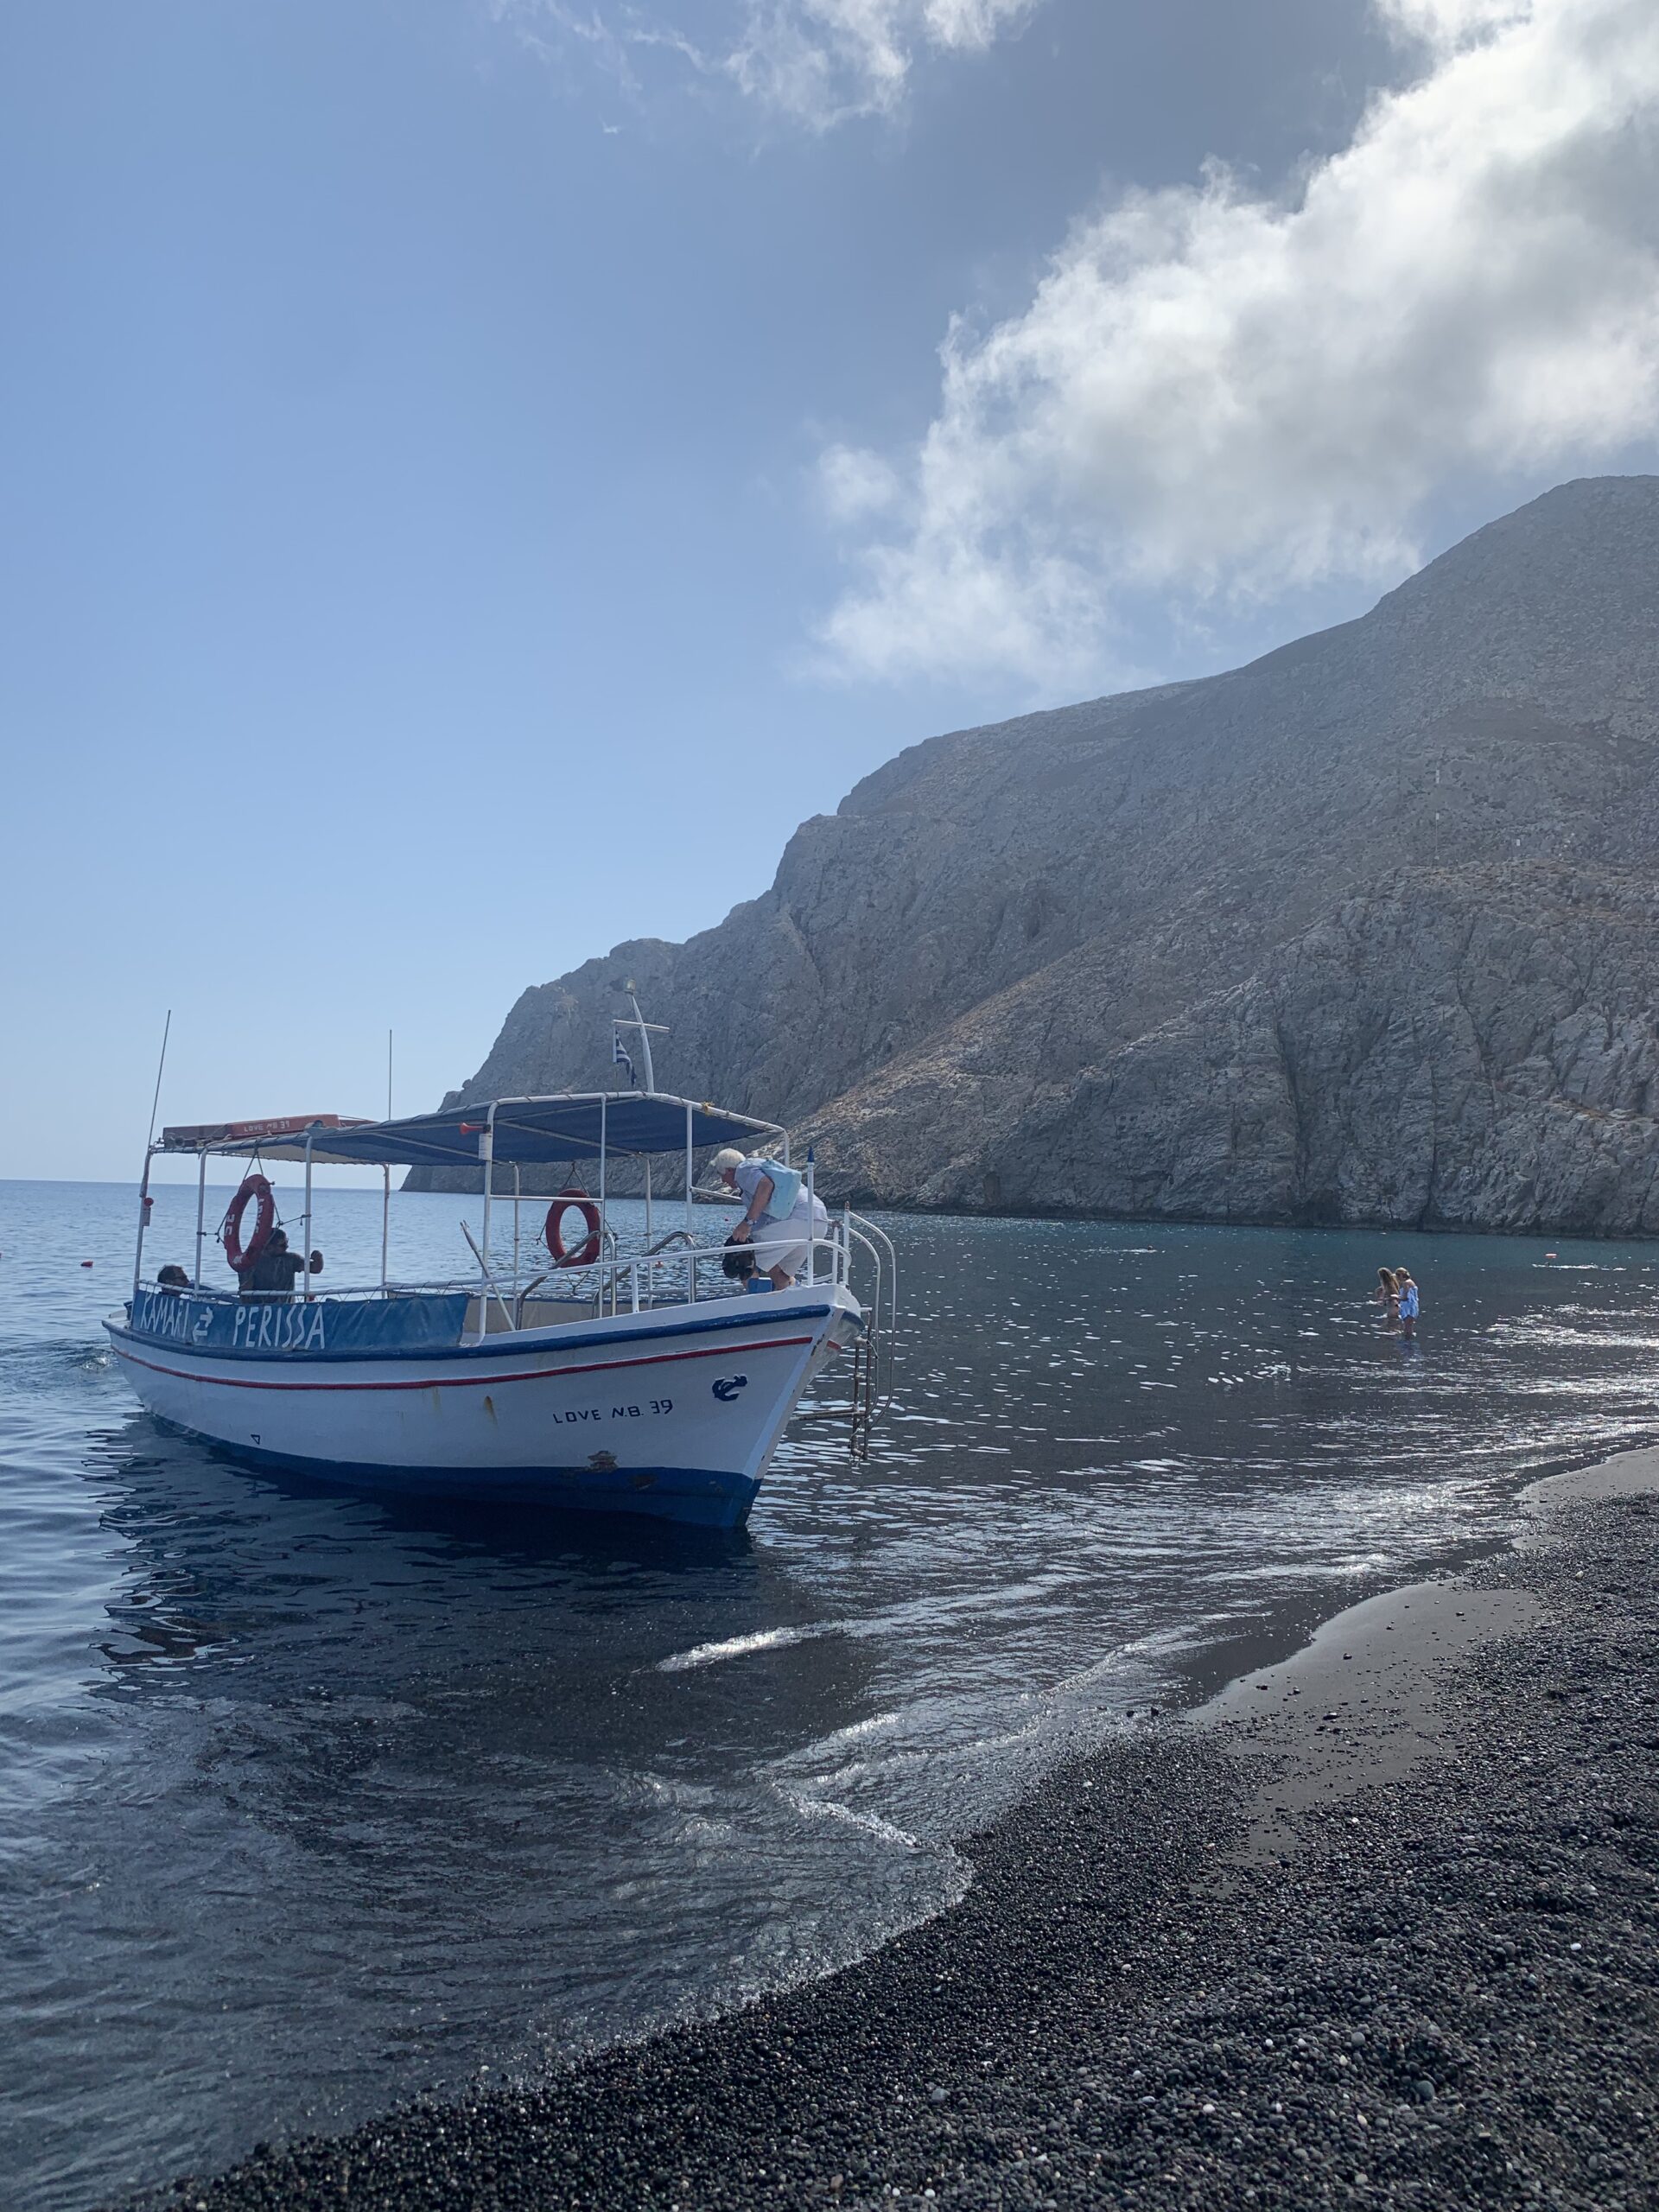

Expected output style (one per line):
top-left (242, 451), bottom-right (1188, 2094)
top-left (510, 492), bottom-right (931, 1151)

top-left (712, 1148), bottom-right (830, 1291)
top-left (156, 1264), bottom-right (191, 1292)
top-left (238, 1229), bottom-right (323, 1302)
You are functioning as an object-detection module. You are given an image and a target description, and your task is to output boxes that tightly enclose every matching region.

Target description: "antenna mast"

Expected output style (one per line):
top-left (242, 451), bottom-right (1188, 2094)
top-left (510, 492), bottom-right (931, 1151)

top-left (614, 979), bottom-right (670, 1095)
top-left (144, 1008), bottom-right (173, 1154)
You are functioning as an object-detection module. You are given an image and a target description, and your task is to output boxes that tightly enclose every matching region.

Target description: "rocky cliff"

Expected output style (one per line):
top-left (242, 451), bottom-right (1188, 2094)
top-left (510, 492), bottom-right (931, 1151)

top-left (412, 476), bottom-right (1659, 1234)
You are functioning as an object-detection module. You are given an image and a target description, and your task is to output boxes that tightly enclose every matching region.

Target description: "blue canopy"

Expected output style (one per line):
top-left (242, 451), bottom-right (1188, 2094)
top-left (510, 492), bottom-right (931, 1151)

top-left (161, 1092), bottom-right (782, 1167)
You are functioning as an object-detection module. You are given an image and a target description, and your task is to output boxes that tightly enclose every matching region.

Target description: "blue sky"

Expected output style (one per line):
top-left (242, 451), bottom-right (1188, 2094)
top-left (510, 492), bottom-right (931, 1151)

top-left (3, 1), bottom-right (1656, 1180)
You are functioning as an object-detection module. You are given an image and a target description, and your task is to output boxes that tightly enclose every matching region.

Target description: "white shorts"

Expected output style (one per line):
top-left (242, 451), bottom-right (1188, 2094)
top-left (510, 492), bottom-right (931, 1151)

top-left (753, 1198), bottom-right (828, 1282)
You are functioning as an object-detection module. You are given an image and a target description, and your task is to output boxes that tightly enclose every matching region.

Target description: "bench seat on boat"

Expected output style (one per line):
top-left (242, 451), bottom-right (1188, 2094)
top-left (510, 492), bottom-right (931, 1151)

top-left (462, 1295), bottom-right (599, 1336)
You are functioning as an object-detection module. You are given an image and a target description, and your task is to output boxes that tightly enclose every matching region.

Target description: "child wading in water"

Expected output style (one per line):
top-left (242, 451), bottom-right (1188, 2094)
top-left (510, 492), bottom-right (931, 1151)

top-left (1395, 1267), bottom-right (1421, 1338)
top-left (1375, 1267), bottom-right (1400, 1325)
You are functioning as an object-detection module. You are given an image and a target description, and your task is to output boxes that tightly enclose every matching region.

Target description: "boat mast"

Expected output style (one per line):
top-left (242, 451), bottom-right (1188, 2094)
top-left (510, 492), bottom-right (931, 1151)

top-left (630, 988), bottom-right (655, 1093)
top-left (615, 982), bottom-right (669, 1096)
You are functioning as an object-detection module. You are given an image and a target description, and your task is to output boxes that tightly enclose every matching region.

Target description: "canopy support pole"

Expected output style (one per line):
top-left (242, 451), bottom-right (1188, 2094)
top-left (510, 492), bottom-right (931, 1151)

top-left (479, 1107), bottom-right (497, 1341)
top-left (382, 1031), bottom-right (393, 1299)
top-left (133, 1148), bottom-right (156, 1300)
top-left (805, 1146), bottom-right (816, 1285)
top-left (302, 1134), bottom-right (315, 1302)
top-left (598, 1095), bottom-right (607, 1316)
top-left (684, 1099), bottom-right (695, 1304)
top-left (193, 1152), bottom-right (207, 1291)
top-left (512, 1164), bottom-right (521, 1308)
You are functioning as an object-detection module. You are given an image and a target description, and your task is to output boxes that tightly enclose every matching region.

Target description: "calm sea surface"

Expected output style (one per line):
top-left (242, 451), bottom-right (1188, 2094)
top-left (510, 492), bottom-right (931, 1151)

top-left (3, 1177), bottom-right (1658, 2209)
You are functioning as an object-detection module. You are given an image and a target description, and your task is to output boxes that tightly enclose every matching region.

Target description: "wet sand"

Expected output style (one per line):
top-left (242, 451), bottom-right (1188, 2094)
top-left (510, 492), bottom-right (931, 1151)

top-left (118, 1447), bottom-right (1659, 2210)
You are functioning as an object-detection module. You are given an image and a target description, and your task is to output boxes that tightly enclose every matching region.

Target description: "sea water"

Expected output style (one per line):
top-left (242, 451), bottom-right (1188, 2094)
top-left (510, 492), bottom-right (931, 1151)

top-left (3, 1178), bottom-right (1657, 2209)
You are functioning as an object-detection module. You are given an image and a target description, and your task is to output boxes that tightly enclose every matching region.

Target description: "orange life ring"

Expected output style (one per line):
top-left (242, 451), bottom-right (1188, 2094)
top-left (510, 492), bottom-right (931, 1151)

top-left (222, 1173), bottom-right (276, 1274)
top-left (544, 1186), bottom-right (601, 1268)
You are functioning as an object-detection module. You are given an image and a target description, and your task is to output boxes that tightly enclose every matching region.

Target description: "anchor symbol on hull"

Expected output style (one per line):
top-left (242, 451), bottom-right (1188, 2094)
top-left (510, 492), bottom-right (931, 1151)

top-left (711, 1374), bottom-right (748, 1403)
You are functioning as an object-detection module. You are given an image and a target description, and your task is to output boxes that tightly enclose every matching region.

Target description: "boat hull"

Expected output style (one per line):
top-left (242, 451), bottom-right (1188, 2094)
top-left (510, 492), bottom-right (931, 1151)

top-left (105, 1288), bottom-right (861, 1529)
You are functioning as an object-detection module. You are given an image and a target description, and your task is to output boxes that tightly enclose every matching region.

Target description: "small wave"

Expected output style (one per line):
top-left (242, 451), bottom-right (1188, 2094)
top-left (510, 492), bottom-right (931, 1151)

top-left (1489, 1323), bottom-right (1659, 1352)
top-left (0, 1338), bottom-right (116, 1382)
top-left (795, 1709), bottom-right (906, 1754)
top-left (656, 1624), bottom-right (839, 1673)
top-left (775, 1788), bottom-right (927, 1853)
top-left (1061, 1618), bottom-right (1224, 1693)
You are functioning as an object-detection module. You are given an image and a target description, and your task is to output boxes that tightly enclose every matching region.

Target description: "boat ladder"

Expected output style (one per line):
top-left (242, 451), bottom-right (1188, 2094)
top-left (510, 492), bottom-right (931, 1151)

top-left (794, 1208), bottom-right (895, 1459)
top-left (846, 1326), bottom-right (879, 1460)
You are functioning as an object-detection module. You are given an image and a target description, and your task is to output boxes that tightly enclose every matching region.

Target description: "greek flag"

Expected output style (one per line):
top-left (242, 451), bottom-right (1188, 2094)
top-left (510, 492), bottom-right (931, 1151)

top-left (613, 1032), bottom-right (636, 1086)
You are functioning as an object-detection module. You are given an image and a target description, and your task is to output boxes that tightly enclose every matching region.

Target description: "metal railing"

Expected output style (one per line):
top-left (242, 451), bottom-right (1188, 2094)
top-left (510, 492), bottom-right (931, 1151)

top-left (505, 1209), bottom-right (899, 1447)
top-left (569, 1224), bottom-right (858, 1317)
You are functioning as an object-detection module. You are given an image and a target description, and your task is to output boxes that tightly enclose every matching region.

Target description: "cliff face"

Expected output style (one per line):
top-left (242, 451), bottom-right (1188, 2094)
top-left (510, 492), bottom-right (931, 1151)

top-left (990, 865), bottom-right (1659, 1235)
top-left (414, 476), bottom-right (1659, 1234)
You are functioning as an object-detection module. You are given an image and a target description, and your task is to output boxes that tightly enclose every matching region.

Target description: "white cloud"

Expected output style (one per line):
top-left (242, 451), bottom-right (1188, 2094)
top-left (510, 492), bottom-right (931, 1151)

top-left (821, 0), bottom-right (1659, 683)
top-left (818, 442), bottom-right (903, 522)
top-left (492, 0), bottom-right (1037, 126)
top-left (1379, 0), bottom-right (1529, 42)
top-left (731, 1), bottom-right (1037, 125)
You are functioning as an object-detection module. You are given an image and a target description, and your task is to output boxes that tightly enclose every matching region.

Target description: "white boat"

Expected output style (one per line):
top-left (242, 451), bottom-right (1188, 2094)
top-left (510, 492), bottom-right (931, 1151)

top-left (105, 1072), bottom-right (894, 1530)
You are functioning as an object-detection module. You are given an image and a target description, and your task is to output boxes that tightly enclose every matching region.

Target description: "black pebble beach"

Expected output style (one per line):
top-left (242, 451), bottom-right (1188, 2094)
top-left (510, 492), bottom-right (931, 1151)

top-left (125, 1453), bottom-right (1659, 2212)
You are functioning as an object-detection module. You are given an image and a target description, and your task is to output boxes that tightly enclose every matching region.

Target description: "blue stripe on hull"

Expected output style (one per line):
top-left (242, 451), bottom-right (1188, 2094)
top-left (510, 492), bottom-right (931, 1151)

top-left (117, 1297), bottom-right (839, 1365)
top-left (182, 1430), bottom-right (763, 1529)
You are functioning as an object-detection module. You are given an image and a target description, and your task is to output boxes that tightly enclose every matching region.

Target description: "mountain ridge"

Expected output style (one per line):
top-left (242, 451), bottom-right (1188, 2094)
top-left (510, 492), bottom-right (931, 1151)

top-left (410, 474), bottom-right (1659, 1235)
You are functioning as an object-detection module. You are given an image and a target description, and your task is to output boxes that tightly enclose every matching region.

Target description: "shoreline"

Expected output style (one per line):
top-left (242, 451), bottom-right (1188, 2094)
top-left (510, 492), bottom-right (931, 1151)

top-left (118, 1444), bottom-right (1659, 2211)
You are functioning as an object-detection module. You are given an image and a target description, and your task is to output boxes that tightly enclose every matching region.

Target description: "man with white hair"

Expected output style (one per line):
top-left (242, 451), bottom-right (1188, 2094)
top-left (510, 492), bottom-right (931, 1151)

top-left (712, 1147), bottom-right (829, 1291)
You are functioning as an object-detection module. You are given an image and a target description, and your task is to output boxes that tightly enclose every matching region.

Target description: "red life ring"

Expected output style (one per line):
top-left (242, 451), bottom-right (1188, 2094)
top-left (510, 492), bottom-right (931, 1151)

top-left (222, 1173), bottom-right (276, 1274)
top-left (544, 1186), bottom-right (601, 1269)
